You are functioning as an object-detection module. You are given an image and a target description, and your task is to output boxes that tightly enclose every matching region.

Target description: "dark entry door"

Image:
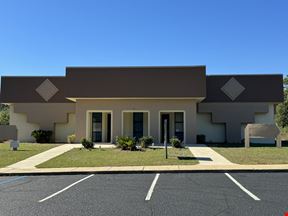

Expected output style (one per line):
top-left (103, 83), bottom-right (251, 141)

top-left (92, 112), bottom-right (102, 142)
top-left (107, 113), bottom-right (111, 142)
top-left (174, 112), bottom-right (184, 142)
top-left (133, 112), bottom-right (143, 139)
top-left (161, 114), bottom-right (170, 143)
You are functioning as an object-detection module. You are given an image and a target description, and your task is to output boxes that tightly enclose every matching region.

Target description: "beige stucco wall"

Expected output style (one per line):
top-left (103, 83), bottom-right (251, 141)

top-left (0, 125), bottom-right (18, 141)
top-left (197, 103), bottom-right (275, 144)
top-left (9, 104), bottom-right (39, 142)
top-left (75, 99), bottom-right (198, 144)
top-left (241, 103), bottom-right (275, 144)
top-left (123, 112), bottom-right (133, 137)
top-left (255, 103), bottom-right (275, 124)
top-left (13, 103), bottom-right (75, 130)
top-left (10, 103), bottom-right (75, 142)
top-left (196, 113), bottom-right (226, 143)
top-left (198, 102), bottom-right (270, 143)
top-left (55, 113), bottom-right (76, 143)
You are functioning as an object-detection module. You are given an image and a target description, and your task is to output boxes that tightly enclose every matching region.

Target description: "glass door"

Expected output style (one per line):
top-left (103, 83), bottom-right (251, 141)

top-left (133, 112), bottom-right (143, 139)
top-left (174, 112), bottom-right (184, 142)
top-left (92, 112), bottom-right (102, 142)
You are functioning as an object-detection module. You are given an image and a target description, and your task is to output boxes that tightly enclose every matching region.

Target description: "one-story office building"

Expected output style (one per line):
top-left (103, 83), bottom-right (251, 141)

top-left (0, 66), bottom-right (283, 144)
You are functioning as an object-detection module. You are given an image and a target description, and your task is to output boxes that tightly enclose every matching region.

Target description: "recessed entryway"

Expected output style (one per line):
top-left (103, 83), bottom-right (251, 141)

top-left (159, 111), bottom-right (185, 143)
top-left (86, 111), bottom-right (113, 143)
top-left (122, 111), bottom-right (150, 140)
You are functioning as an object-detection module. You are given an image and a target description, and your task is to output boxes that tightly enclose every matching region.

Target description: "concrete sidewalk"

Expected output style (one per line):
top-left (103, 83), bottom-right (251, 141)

top-left (7, 144), bottom-right (116, 169)
top-left (188, 144), bottom-right (235, 165)
top-left (7, 144), bottom-right (81, 169)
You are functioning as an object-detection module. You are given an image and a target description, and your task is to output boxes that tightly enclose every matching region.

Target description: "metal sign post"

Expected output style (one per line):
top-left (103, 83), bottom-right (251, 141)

top-left (164, 119), bottom-right (168, 159)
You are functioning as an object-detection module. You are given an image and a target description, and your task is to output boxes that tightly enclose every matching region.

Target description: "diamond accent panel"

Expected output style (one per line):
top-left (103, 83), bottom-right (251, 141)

top-left (221, 77), bottom-right (245, 101)
top-left (36, 79), bottom-right (59, 102)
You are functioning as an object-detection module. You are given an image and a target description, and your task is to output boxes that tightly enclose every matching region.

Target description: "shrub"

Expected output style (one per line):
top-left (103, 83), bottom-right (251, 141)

top-left (81, 138), bottom-right (94, 150)
top-left (0, 104), bottom-right (9, 125)
top-left (115, 136), bottom-right (136, 151)
top-left (139, 136), bottom-right (154, 148)
top-left (31, 130), bottom-right (52, 143)
top-left (0, 108), bottom-right (9, 125)
top-left (170, 136), bottom-right (182, 148)
top-left (67, 134), bottom-right (76, 143)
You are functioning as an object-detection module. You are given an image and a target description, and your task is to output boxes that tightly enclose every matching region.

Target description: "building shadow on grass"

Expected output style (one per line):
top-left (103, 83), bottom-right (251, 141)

top-left (8, 150), bottom-right (32, 151)
top-left (178, 156), bottom-right (212, 161)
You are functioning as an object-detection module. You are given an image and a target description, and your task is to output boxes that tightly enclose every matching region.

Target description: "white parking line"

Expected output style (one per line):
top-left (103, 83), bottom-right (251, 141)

top-left (145, 173), bottom-right (160, 201)
top-left (225, 173), bottom-right (260, 201)
top-left (38, 174), bottom-right (94, 203)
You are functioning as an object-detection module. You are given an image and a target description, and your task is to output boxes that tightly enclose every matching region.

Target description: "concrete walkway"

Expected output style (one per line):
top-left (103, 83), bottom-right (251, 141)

top-left (7, 144), bottom-right (81, 169)
top-left (7, 144), bottom-right (116, 169)
top-left (188, 144), bottom-right (235, 165)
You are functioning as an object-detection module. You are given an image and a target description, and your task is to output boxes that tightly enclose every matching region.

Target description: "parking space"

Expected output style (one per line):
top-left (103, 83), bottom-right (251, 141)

top-left (0, 175), bottom-right (88, 216)
top-left (229, 173), bottom-right (288, 210)
top-left (36, 174), bottom-right (155, 216)
top-left (150, 173), bottom-right (243, 215)
top-left (149, 173), bottom-right (288, 216)
top-left (0, 173), bottom-right (287, 216)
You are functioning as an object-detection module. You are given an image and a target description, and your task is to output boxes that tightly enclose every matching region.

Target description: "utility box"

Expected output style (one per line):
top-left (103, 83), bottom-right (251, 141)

top-left (10, 140), bottom-right (20, 151)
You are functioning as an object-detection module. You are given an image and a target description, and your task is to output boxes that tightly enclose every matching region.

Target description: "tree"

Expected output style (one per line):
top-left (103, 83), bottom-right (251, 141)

top-left (276, 76), bottom-right (288, 128)
top-left (0, 104), bottom-right (9, 125)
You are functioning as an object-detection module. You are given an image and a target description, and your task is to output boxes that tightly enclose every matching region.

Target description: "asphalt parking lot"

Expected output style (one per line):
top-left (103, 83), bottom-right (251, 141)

top-left (0, 172), bottom-right (287, 216)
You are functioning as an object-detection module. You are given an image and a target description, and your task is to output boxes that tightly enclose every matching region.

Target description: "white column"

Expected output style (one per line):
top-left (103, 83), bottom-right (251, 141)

top-left (112, 109), bottom-right (122, 143)
top-left (244, 125), bottom-right (250, 148)
top-left (149, 110), bottom-right (159, 144)
top-left (276, 135), bottom-right (282, 147)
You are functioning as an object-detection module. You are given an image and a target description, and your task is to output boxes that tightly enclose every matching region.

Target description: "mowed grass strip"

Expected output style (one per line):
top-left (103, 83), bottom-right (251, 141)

top-left (0, 143), bottom-right (60, 168)
top-left (212, 147), bottom-right (288, 164)
top-left (37, 148), bottom-right (198, 168)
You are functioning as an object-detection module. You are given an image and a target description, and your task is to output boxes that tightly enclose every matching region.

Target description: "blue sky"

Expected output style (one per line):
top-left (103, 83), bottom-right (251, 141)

top-left (0, 0), bottom-right (287, 77)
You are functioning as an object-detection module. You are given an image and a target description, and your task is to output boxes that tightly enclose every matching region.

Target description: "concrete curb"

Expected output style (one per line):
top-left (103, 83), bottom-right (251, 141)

top-left (2, 170), bottom-right (288, 177)
top-left (1, 165), bottom-right (288, 176)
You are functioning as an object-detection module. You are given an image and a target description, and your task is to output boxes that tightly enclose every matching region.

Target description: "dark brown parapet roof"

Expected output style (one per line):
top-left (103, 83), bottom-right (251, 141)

top-left (65, 66), bottom-right (207, 99)
top-left (0, 66), bottom-right (207, 103)
top-left (0, 66), bottom-right (283, 104)
top-left (0, 76), bottom-right (71, 103)
top-left (203, 74), bottom-right (284, 103)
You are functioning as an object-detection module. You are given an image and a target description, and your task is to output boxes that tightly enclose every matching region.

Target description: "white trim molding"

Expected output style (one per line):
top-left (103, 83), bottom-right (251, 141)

top-left (67, 97), bottom-right (205, 102)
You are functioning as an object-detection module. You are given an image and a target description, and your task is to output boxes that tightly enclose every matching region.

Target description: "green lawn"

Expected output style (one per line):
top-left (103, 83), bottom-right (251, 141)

top-left (0, 143), bottom-right (60, 168)
top-left (212, 147), bottom-right (288, 164)
top-left (37, 148), bottom-right (198, 168)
